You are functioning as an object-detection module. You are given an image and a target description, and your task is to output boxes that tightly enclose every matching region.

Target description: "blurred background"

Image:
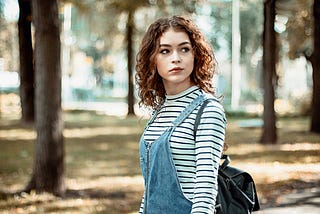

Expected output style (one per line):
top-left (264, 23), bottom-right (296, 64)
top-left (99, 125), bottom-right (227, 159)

top-left (0, 0), bottom-right (313, 116)
top-left (0, 0), bottom-right (319, 213)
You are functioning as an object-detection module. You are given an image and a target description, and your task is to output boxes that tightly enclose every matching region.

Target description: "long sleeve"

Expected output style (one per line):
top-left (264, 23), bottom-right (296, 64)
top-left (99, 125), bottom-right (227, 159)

top-left (192, 100), bottom-right (226, 213)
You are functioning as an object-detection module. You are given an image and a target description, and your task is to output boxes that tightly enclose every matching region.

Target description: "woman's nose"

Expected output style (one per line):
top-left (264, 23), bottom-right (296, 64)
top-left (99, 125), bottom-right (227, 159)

top-left (171, 50), bottom-right (181, 63)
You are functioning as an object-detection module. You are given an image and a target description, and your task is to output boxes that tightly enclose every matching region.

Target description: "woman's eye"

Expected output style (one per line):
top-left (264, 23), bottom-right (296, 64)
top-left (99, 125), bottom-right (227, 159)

top-left (181, 47), bottom-right (190, 53)
top-left (160, 49), bottom-right (169, 54)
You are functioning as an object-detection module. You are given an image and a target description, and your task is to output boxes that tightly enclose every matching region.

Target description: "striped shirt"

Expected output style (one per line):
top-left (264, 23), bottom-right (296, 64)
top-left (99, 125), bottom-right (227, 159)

top-left (139, 86), bottom-right (226, 213)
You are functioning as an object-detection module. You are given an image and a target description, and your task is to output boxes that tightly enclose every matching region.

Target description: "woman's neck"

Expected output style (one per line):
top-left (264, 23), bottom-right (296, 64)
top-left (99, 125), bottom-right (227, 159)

top-left (165, 85), bottom-right (199, 100)
top-left (164, 81), bottom-right (195, 96)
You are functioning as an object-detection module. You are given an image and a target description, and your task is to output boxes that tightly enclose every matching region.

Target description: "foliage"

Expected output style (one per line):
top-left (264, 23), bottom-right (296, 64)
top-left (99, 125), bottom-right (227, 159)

top-left (203, 1), bottom-right (232, 54)
top-left (0, 1), bottom-right (19, 72)
top-left (277, 0), bottom-right (313, 59)
top-left (0, 1), bottom-right (3, 17)
top-left (68, 0), bottom-right (199, 69)
top-left (240, 0), bottom-right (263, 59)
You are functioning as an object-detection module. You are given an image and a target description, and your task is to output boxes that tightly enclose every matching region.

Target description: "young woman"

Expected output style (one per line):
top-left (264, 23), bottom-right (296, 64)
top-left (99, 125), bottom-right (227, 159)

top-left (135, 15), bottom-right (227, 214)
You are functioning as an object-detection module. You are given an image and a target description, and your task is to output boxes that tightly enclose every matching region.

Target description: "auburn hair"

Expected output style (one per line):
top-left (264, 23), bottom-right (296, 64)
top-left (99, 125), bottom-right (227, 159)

top-left (135, 15), bottom-right (217, 109)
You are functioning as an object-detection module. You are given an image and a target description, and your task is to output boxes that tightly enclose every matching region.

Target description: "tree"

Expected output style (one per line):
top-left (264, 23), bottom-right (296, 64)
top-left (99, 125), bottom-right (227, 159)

top-left (127, 10), bottom-right (135, 115)
top-left (261, 0), bottom-right (277, 144)
top-left (278, 0), bottom-right (320, 133)
top-left (25, 0), bottom-right (65, 195)
top-left (109, 0), bottom-right (152, 116)
top-left (310, 0), bottom-right (320, 133)
top-left (18, 0), bottom-right (35, 124)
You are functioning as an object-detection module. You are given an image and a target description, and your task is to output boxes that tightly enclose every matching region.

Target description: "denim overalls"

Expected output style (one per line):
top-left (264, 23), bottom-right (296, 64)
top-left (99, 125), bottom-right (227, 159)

top-left (139, 94), bottom-right (206, 214)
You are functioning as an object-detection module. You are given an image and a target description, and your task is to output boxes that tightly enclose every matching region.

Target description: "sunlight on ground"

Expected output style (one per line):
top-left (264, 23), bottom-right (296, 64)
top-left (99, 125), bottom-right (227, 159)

top-left (0, 129), bottom-right (36, 141)
top-left (226, 142), bottom-right (320, 155)
top-left (279, 142), bottom-right (319, 151)
top-left (64, 126), bottom-right (140, 138)
top-left (66, 176), bottom-right (143, 192)
top-left (234, 162), bottom-right (319, 183)
top-left (0, 126), bottom-right (142, 141)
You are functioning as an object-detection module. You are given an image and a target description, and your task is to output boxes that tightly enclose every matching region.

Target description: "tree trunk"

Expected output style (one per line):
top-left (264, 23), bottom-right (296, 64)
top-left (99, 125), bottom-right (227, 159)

top-left (127, 10), bottom-right (135, 116)
top-left (310, 0), bottom-right (320, 133)
top-left (261, 0), bottom-right (277, 144)
top-left (25, 0), bottom-right (65, 196)
top-left (18, 0), bottom-right (35, 124)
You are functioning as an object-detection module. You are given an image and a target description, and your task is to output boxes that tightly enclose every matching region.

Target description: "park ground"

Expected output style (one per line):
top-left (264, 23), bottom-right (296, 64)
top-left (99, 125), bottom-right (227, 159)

top-left (0, 94), bottom-right (319, 213)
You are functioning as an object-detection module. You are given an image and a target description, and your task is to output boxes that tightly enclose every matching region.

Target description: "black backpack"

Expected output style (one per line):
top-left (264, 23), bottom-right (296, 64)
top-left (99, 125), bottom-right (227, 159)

top-left (194, 99), bottom-right (260, 214)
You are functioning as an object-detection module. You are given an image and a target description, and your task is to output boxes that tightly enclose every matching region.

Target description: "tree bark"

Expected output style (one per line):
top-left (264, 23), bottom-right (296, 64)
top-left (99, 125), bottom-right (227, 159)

top-left (25, 0), bottom-right (65, 196)
top-left (310, 0), bottom-right (320, 133)
top-left (18, 0), bottom-right (35, 124)
top-left (261, 0), bottom-right (277, 144)
top-left (127, 10), bottom-right (135, 115)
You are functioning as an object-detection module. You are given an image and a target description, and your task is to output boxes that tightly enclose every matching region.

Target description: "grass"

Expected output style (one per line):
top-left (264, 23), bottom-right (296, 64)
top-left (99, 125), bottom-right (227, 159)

top-left (0, 110), bottom-right (319, 213)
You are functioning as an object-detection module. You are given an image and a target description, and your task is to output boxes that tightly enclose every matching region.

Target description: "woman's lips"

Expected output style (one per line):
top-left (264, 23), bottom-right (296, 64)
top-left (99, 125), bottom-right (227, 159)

top-left (169, 67), bottom-right (183, 72)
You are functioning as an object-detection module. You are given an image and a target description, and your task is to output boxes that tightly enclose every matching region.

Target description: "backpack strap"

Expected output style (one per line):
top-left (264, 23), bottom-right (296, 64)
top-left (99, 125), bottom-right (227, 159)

top-left (194, 98), bottom-right (229, 167)
top-left (193, 98), bottom-right (212, 138)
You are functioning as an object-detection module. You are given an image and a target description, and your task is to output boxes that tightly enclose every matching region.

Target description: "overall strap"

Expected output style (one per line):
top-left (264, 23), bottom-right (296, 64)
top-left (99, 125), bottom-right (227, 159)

top-left (172, 94), bottom-right (205, 127)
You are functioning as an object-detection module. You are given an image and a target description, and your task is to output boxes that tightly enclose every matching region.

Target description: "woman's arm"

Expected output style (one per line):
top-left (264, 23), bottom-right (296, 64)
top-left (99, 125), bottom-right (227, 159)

top-left (192, 101), bottom-right (226, 213)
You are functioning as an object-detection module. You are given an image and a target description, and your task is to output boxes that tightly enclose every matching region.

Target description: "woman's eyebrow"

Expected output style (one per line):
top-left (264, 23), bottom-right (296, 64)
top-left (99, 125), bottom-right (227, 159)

top-left (159, 42), bottom-right (191, 47)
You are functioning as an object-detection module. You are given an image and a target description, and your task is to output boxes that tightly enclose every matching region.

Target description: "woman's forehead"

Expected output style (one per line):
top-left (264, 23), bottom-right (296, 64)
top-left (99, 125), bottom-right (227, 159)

top-left (159, 29), bottom-right (190, 45)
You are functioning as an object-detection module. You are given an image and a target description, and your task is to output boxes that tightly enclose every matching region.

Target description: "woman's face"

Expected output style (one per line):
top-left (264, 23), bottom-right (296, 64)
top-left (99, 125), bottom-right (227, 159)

top-left (155, 28), bottom-right (194, 95)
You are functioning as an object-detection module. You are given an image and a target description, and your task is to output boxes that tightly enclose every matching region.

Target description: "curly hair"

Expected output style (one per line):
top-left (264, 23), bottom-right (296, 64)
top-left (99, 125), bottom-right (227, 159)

top-left (135, 15), bottom-right (217, 109)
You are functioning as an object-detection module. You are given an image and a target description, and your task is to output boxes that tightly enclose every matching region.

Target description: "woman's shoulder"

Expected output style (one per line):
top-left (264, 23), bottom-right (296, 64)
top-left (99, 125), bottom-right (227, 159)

top-left (198, 92), bottom-right (226, 122)
top-left (200, 92), bottom-right (224, 110)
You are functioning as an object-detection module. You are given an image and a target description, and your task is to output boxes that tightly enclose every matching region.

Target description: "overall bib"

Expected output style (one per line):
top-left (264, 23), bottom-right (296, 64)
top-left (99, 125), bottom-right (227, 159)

top-left (139, 95), bottom-right (205, 214)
